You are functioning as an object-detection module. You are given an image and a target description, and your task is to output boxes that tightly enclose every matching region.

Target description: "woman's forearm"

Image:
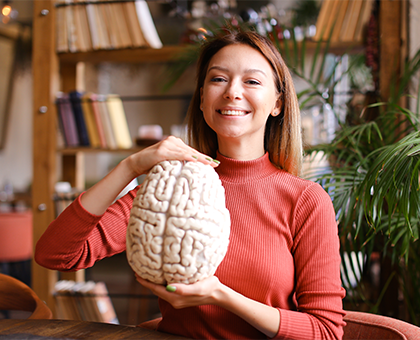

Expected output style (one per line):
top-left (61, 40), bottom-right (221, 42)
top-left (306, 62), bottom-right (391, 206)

top-left (215, 283), bottom-right (280, 338)
top-left (80, 157), bottom-right (137, 215)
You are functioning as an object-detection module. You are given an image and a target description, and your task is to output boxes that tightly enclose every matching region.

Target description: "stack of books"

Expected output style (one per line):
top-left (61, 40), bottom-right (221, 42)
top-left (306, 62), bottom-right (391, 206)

top-left (314, 0), bottom-right (375, 43)
top-left (56, 91), bottom-right (133, 149)
top-left (54, 280), bottom-right (119, 324)
top-left (56, 0), bottom-right (163, 53)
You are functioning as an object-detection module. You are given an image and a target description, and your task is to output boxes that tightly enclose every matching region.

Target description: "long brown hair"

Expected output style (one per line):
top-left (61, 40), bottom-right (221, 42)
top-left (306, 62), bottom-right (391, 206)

top-left (185, 29), bottom-right (302, 176)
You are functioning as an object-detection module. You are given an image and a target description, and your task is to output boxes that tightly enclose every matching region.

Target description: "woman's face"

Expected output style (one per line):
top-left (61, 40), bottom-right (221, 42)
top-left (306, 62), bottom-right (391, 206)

top-left (200, 43), bottom-right (280, 156)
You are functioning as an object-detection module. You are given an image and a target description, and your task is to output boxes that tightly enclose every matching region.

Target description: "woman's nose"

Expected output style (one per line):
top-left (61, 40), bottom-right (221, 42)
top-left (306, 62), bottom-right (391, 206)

top-left (223, 81), bottom-right (242, 100)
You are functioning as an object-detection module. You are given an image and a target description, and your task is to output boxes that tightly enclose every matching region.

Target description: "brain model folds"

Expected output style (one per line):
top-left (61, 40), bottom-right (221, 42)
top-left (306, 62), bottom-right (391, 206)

top-left (126, 160), bottom-right (230, 285)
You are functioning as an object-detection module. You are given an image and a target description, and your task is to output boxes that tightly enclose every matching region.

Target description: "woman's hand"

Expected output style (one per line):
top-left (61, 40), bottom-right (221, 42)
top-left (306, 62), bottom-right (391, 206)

top-left (136, 275), bottom-right (222, 309)
top-left (126, 136), bottom-right (219, 178)
top-left (80, 136), bottom-right (219, 215)
top-left (136, 274), bottom-right (280, 337)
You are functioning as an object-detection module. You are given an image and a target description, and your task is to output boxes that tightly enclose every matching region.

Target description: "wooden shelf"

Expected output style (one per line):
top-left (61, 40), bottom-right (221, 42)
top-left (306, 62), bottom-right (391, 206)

top-left (58, 45), bottom-right (184, 64)
top-left (59, 147), bottom-right (144, 154)
top-left (56, 41), bottom-right (363, 66)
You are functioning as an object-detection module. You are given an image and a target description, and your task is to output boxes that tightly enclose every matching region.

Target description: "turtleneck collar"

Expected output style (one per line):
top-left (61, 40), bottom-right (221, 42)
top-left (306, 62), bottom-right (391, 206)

top-left (215, 151), bottom-right (280, 184)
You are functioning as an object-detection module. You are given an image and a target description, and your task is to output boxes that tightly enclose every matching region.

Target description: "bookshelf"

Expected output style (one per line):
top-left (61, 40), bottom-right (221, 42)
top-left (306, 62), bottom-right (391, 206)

top-left (31, 0), bottom-right (406, 321)
top-left (31, 0), bottom-right (184, 317)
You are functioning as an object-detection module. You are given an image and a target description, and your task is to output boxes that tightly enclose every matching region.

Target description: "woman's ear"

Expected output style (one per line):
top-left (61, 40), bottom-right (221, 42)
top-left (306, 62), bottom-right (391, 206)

top-left (271, 98), bottom-right (282, 117)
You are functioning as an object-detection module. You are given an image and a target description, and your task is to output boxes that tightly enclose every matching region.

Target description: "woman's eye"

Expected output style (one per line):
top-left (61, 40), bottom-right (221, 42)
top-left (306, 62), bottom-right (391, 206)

top-left (246, 79), bottom-right (261, 85)
top-left (210, 77), bottom-right (226, 83)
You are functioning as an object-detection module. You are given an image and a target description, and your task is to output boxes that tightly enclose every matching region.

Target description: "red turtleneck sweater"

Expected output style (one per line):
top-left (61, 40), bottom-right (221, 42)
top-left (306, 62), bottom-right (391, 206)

top-left (35, 152), bottom-right (346, 339)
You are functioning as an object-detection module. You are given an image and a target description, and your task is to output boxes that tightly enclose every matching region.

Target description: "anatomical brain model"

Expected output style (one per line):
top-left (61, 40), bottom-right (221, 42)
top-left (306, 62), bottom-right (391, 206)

top-left (126, 160), bottom-right (230, 285)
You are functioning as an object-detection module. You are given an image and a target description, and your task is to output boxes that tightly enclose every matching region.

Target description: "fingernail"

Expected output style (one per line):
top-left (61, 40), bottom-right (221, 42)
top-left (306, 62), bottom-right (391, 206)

top-left (192, 155), bottom-right (198, 159)
top-left (166, 285), bottom-right (176, 292)
top-left (212, 159), bottom-right (220, 164)
top-left (205, 157), bottom-right (212, 162)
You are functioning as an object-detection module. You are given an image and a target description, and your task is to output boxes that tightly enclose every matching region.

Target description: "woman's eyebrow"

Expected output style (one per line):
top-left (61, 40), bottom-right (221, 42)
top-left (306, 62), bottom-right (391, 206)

top-left (208, 65), bottom-right (267, 77)
top-left (208, 65), bottom-right (229, 73)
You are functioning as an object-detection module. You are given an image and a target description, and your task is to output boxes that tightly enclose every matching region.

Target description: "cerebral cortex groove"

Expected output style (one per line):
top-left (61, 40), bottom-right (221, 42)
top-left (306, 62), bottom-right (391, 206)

top-left (126, 160), bottom-right (231, 285)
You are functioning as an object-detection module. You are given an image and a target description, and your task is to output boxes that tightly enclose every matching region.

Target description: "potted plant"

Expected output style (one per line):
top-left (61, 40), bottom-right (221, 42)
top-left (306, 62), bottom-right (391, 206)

top-left (304, 48), bottom-right (420, 324)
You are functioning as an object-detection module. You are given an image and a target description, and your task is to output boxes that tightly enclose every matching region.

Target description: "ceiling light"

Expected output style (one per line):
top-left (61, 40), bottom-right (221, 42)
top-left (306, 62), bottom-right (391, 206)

top-left (1, 1), bottom-right (18, 24)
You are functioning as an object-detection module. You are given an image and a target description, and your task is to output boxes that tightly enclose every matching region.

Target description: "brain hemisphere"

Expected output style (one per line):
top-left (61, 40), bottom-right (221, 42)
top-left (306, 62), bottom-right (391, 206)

top-left (126, 160), bottom-right (230, 285)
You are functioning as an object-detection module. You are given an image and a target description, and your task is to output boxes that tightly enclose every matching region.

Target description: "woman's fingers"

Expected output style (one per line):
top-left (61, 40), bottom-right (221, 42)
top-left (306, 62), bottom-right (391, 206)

top-left (153, 136), bottom-right (218, 166)
top-left (135, 275), bottom-right (221, 309)
top-left (129, 136), bottom-right (219, 176)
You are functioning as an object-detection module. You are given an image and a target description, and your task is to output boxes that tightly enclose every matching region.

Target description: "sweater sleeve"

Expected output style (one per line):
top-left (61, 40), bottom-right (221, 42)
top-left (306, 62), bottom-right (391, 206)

top-left (275, 183), bottom-right (346, 340)
top-left (35, 187), bottom-right (138, 271)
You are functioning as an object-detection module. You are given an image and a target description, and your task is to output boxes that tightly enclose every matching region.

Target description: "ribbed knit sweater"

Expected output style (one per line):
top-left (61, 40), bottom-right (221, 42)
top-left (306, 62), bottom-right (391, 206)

top-left (35, 152), bottom-right (346, 340)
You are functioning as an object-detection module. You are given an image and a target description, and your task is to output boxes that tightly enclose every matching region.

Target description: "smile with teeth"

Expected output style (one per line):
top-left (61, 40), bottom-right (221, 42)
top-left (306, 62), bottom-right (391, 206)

top-left (218, 109), bottom-right (249, 116)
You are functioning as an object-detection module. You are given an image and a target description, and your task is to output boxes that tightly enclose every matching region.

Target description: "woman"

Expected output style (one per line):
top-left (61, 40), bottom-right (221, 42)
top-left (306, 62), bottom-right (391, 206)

top-left (35, 29), bottom-right (346, 339)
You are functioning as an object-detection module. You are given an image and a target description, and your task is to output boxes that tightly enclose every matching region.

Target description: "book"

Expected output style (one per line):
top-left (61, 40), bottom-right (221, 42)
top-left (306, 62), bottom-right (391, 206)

top-left (314, 0), bottom-right (335, 41)
top-left (54, 280), bottom-right (81, 320)
top-left (92, 0), bottom-right (112, 49)
top-left (54, 280), bottom-right (118, 324)
top-left (85, 0), bottom-right (101, 50)
top-left (111, 1), bottom-right (133, 48)
top-left (56, 1), bottom-right (69, 53)
top-left (85, 281), bottom-right (119, 324)
top-left (106, 94), bottom-right (133, 149)
top-left (65, 0), bottom-right (78, 52)
top-left (340, 0), bottom-right (364, 42)
top-left (87, 93), bottom-right (107, 148)
top-left (123, 1), bottom-right (148, 48)
top-left (321, 0), bottom-right (341, 42)
top-left (71, 0), bottom-right (88, 52)
top-left (134, 0), bottom-right (163, 49)
top-left (97, 2), bottom-right (113, 49)
top-left (96, 95), bottom-right (118, 149)
top-left (56, 92), bottom-right (79, 147)
top-left (69, 91), bottom-right (90, 146)
top-left (76, 281), bottom-right (99, 322)
top-left (75, 0), bottom-right (93, 51)
top-left (330, 0), bottom-right (350, 42)
top-left (354, 0), bottom-right (374, 42)
top-left (70, 282), bottom-right (90, 320)
top-left (102, 0), bottom-right (122, 49)
top-left (81, 93), bottom-right (101, 148)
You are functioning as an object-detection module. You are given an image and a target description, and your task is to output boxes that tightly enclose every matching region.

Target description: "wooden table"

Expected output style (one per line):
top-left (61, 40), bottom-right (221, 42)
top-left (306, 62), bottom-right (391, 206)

top-left (0, 319), bottom-right (190, 339)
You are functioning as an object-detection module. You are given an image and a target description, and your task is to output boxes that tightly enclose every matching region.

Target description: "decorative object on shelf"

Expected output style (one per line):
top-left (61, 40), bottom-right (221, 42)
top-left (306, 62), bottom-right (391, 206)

top-left (54, 181), bottom-right (82, 217)
top-left (136, 125), bottom-right (163, 147)
top-left (126, 160), bottom-right (230, 285)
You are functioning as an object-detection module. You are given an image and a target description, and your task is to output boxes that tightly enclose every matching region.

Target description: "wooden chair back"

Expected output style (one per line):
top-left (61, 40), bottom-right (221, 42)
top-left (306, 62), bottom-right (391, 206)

top-left (0, 273), bottom-right (53, 319)
top-left (343, 311), bottom-right (420, 340)
top-left (139, 311), bottom-right (420, 339)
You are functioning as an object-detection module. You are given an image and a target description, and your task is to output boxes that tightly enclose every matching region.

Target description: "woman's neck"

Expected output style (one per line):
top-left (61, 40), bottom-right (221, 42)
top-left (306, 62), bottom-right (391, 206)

top-left (217, 137), bottom-right (265, 161)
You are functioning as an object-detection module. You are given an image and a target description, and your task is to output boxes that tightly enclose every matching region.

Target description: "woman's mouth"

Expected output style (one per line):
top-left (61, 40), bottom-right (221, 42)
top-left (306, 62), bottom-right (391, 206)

top-left (217, 109), bottom-right (249, 116)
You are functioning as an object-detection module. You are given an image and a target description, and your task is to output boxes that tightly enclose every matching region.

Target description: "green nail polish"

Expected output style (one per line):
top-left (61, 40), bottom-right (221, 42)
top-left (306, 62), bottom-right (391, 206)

top-left (166, 285), bottom-right (176, 292)
top-left (213, 159), bottom-right (220, 164)
top-left (205, 157), bottom-right (212, 162)
top-left (192, 155), bottom-right (198, 159)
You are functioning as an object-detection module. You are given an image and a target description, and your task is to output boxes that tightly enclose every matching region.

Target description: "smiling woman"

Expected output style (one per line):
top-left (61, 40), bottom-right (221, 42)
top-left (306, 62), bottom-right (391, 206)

top-left (35, 29), bottom-right (345, 340)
